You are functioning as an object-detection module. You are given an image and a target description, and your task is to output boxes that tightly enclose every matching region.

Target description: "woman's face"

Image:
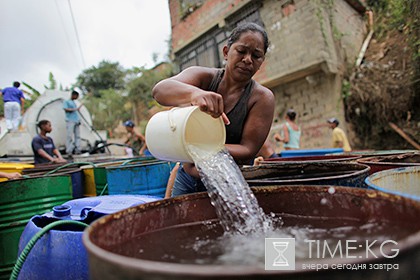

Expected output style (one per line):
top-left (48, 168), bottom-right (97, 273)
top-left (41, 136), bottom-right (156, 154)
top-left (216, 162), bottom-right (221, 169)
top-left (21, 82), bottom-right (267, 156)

top-left (223, 31), bottom-right (265, 81)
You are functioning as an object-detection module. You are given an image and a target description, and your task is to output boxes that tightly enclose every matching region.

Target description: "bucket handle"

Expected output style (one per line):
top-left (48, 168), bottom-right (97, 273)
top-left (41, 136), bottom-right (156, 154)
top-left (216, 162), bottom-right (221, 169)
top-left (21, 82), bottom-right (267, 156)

top-left (168, 107), bottom-right (178, 132)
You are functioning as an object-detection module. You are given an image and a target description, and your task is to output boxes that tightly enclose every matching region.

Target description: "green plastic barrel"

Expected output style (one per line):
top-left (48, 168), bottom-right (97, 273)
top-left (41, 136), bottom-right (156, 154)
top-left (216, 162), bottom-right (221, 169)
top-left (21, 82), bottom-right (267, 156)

top-left (81, 157), bottom-right (159, 197)
top-left (0, 176), bottom-right (73, 279)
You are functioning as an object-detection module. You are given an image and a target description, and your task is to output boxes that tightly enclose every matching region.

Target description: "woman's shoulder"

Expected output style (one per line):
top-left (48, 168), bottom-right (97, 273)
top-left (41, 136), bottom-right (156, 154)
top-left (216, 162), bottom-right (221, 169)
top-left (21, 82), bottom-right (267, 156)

top-left (177, 66), bottom-right (220, 88)
top-left (252, 81), bottom-right (274, 102)
top-left (253, 80), bottom-right (273, 94)
top-left (182, 66), bottom-right (219, 76)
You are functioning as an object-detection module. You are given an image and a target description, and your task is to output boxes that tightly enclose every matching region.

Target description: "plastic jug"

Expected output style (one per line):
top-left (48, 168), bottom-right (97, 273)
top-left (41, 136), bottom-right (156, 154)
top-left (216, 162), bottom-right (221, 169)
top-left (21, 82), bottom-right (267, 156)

top-left (145, 106), bottom-right (226, 163)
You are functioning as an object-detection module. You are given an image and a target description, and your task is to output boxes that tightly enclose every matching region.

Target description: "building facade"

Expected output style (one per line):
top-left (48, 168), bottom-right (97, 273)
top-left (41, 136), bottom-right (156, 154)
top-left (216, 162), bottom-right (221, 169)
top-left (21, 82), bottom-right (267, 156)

top-left (169, 0), bottom-right (367, 151)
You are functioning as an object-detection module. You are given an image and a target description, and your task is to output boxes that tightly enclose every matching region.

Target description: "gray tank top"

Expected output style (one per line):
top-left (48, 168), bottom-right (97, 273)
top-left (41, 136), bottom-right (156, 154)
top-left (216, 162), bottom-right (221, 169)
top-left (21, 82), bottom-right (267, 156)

top-left (207, 69), bottom-right (254, 144)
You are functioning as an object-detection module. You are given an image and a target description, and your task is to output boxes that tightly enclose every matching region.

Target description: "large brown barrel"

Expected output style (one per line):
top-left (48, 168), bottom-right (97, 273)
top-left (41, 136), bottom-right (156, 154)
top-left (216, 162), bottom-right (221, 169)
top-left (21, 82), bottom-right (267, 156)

top-left (241, 162), bottom-right (370, 188)
top-left (260, 154), bottom-right (361, 165)
top-left (83, 186), bottom-right (420, 280)
top-left (357, 152), bottom-right (420, 175)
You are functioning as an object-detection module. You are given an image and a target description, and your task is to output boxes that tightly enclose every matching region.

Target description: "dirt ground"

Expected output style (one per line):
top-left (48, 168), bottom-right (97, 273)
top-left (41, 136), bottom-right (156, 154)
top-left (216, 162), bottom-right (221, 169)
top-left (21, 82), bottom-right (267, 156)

top-left (345, 27), bottom-right (419, 150)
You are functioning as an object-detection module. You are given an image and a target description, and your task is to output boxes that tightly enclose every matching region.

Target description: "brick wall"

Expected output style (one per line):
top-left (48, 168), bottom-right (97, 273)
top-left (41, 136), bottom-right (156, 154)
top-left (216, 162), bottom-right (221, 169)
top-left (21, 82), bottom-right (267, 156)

top-left (269, 72), bottom-right (345, 152)
top-left (259, 0), bottom-right (366, 151)
top-left (169, 0), bottom-right (367, 151)
top-left (169, 0), bottom-right (251, 53)
top-left (258, 0), bottom-right (336, 85)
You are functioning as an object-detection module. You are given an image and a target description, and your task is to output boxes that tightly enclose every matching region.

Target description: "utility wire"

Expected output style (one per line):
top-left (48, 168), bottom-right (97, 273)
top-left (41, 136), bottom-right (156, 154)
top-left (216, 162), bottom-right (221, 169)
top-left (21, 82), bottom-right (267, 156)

top-left (54, 0), bottom-right (80, 68)
top-left (67, 0), bottom-right (86, 68)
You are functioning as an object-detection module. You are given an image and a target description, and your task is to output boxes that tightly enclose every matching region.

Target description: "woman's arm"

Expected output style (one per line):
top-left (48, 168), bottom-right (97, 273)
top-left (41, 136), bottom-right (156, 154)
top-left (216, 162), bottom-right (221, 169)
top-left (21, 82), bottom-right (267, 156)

top-left (282, 124), bottom-right (290, 144)
top-left (153, 66), bottom-right (225, 119)
top-left (274, 132), bottom-right (283, 142)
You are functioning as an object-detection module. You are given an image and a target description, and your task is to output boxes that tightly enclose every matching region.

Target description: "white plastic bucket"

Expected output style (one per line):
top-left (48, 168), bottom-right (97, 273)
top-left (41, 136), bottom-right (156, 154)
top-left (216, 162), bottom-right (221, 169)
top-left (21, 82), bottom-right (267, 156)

top-left (145, 106), bottom-right (226, 163)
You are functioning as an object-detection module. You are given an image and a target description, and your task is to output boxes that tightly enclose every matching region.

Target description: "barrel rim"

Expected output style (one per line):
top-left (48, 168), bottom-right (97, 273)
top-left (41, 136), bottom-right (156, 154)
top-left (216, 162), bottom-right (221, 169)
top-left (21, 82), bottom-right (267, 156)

top-left (242, 162), bottom-right (370, 184)
top-left (357, 152), bottom-right (420, 166)
top-left (83, 186), bottom-right (420, 277)
top-left (365, 166), bottom-right (420, 200)
top-left (261, 154), bottom-right (362, 164)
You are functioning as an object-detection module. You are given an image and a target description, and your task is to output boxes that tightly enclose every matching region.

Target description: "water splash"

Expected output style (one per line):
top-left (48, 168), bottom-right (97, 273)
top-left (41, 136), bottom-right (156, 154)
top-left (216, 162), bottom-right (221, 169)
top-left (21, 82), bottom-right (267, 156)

top-left (187, 145), bottom-right (273, 235)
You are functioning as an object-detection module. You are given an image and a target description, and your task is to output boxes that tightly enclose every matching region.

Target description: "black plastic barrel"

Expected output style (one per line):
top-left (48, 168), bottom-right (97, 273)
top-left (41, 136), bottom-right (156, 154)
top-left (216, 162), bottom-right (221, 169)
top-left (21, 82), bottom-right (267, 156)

top-left (242, 162), bottom-right (370, 188)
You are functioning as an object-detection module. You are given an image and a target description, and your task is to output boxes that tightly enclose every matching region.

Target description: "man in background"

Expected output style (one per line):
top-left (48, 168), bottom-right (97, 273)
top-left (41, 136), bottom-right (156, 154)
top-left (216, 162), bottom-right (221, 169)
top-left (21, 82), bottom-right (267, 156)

top-left (63, 90), bottom-right (82, 155)
top-left (327, 118), bottom-right (352, 152)
top-left (123, 120), bottom-right (147, 156)
top-left (31, 120), bottom-right (67, 164)
top-left (1, 81), bottom-right (25, 132)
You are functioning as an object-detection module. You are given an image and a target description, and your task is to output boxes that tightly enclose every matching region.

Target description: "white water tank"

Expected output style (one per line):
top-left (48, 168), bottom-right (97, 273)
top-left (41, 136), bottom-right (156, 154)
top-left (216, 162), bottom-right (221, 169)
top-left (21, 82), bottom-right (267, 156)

top-left (0, 90), bottom-right (106, 156)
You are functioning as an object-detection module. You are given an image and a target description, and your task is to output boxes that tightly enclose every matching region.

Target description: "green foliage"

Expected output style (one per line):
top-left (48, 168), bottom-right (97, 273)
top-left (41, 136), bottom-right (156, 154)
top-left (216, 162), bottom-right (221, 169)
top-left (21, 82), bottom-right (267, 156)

top-left (75, 60), bottom-right (126, 96)
top-left (344, 0), bottom-right (419, 148)
top-left (44, 72), bottom-right (57, 90)
top-left (21, 81), bottom-right (41, 97)
top-left (127, 64), bottom-right (174, 109)
top-left (0, 81), bottom-right (40, 116)
top-left (71, 59), bottom-right (174, 133)
top-left (341, 79), bottom-right (351, 100)
top-left (367, 0), bottom-right (419, 120)
top-left (368, 0), bottom-right (413, 39)
top-left (82, 88), bottom-right (130, 130)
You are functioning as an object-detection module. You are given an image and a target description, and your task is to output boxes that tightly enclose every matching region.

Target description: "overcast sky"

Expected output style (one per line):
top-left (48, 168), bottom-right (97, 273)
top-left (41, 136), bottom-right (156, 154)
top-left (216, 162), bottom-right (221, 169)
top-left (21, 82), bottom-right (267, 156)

top-left (0, 0), bottom-right (171, 93)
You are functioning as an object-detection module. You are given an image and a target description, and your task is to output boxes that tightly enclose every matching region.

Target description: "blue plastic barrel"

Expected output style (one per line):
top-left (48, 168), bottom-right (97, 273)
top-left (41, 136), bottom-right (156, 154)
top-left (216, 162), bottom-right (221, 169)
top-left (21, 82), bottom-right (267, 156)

top-left (17, 195), bottom-right (160, 280)
top-left (106, 161), bottom-right (175, 197)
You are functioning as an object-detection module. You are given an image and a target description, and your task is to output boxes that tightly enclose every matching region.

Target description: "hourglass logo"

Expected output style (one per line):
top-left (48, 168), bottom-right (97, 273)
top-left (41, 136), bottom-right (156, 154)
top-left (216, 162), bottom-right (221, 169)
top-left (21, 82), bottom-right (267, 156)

top-left (265, 238), bottom-right (295, 270)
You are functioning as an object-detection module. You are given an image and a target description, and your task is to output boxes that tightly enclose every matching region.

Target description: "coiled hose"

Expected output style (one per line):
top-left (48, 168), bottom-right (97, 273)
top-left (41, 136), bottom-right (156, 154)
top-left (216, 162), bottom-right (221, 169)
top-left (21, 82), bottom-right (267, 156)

top-left (44, 162), bottom-right (97, 176)
top-left (9, 220), bottom-right (88, 280)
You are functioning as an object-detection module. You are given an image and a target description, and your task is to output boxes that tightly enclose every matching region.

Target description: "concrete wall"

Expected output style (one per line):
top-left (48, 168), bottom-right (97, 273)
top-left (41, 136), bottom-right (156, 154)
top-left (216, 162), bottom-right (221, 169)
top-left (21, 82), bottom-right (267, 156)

top-left (169, 0), bottom-right (367, 151)
top-left (259, 0), bottom-right (367, 151)
top-left (169, 0), bottom-right (252, 53)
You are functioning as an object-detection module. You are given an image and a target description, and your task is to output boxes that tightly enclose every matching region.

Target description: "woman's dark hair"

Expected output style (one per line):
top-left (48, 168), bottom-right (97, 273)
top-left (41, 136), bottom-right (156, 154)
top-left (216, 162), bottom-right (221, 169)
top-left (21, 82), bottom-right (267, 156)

top-left (227, 22), bottom-right (270, 53)
top-left (37, 120), bottom-right (50, 129)
top-left (286, 109), bottom-right (297, 121)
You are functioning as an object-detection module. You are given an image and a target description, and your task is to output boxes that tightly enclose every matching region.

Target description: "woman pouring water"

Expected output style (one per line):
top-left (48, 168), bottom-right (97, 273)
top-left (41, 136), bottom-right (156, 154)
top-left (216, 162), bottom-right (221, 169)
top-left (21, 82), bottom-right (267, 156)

top-left (152, 22), bottom-right (275, 196)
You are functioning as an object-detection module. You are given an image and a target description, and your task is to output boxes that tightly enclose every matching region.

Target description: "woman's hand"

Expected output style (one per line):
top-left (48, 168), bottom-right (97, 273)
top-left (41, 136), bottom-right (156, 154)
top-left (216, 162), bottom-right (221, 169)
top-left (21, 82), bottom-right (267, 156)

top-left (190, 91), bottom-right (230, 124)
top-left (274, 133), bottom-right (283, 142)
top-left (191, 90), bottom-right (224, 119)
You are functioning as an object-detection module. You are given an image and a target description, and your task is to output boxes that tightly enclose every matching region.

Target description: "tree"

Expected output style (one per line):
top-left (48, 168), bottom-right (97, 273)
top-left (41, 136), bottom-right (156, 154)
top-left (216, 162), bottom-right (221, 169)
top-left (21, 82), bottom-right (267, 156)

top-left (21, 81), bottom-right (41, 111)
top-left (75, 60), bottom-right (126, 96)
top-left (126, 63), bottom-right (174, 123)
top-left (44, 72), bottom-right (57, 90)
top-left (82, 88), bottom-right (130, 131)
top-left (72, 60), bottom-right (174, 134)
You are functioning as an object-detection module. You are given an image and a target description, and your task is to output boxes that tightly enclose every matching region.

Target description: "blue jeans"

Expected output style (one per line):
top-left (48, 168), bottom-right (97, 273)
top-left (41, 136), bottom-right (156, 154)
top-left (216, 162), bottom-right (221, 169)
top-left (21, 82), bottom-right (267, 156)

top-left (172, 165), bottom-right (206, 197)
top-left (66, 121), bottom-right (81, 154)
